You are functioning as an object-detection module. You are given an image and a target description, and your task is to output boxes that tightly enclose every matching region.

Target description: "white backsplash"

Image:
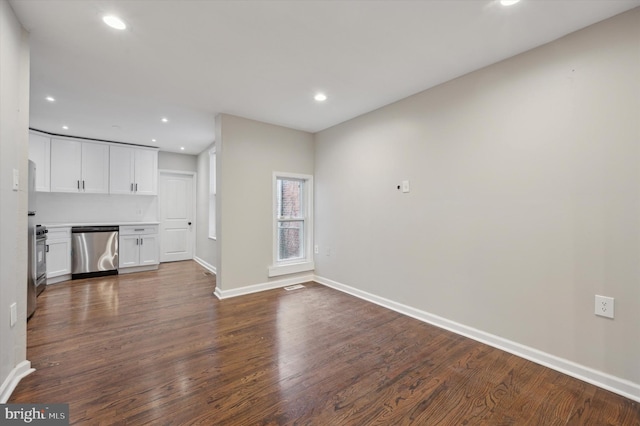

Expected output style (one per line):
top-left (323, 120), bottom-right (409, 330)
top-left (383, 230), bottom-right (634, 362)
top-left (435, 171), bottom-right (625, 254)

top-left (35, 192), bottom-right (158, 224)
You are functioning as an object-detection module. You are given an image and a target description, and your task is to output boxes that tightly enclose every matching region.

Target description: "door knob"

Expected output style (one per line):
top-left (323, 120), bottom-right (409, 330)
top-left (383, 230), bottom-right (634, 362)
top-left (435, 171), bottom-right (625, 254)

top-left (188, 222), bottom-right (192, 226)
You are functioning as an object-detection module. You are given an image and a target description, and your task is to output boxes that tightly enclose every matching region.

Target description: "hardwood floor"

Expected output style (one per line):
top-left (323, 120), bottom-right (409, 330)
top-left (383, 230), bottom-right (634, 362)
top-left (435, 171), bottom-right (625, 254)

top-left (10, 261), bottom-right (640, 425)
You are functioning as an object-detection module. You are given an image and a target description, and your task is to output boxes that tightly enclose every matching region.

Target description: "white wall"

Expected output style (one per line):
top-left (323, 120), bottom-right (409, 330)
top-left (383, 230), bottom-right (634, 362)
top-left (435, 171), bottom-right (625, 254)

top-left (217, 114), bottom-right (314, 291)
top-left (158, 151), bottom-right (197, 173)
top-left (195, 144), bottom-right (217, 270)
top-left (315, 8), bottom-right (640, 390)
top-left (0, 0), bottom-right (30, 401)
top-left (35, 193), bottom-right (158, 224)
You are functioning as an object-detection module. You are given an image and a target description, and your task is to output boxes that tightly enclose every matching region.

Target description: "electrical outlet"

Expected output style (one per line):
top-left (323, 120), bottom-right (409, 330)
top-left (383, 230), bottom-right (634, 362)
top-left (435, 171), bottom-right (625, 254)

top-left (595, 295), bottom-right (614, 319)
top-left (10, 303), bottom-right (17, 327)
top-left (325, 247), bottom-right (332, 257)
top-left (314, 245), bottom-right (319, 254)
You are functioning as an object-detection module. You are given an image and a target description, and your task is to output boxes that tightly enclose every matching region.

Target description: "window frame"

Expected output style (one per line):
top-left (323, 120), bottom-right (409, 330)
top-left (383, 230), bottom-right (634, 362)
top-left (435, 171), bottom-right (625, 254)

top-left (208, 147), bottom-right (216, 240)
top-left (268, 171), bottom-right (314, 277)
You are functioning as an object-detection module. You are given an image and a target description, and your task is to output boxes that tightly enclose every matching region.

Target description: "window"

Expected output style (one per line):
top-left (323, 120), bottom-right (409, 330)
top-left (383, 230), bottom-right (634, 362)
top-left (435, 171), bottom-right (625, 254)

top-left (269, 172), bottom-right (314, 277)
top-left (208, 147), bottom-right (216, 239)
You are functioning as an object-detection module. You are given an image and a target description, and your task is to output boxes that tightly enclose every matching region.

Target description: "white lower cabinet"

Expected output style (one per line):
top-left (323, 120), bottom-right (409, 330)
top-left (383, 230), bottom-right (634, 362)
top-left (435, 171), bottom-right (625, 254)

top-left (119, 235), bottom-right (142, 268)
top-left (139, 234), bottom-right (159, 266)
top-left (119, 225), bottom-right (159, 270)
top-left (46, 227), bottom-right (72, 283)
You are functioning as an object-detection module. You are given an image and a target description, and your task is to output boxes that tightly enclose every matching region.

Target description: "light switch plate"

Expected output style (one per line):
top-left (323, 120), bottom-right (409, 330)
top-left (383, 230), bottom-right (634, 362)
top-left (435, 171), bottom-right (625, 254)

top-left (12, 169), bottom-right (19, 191)
top-left (595, 295), bottom-right (614, 319)
top-left (10, 302), bottom-right (17, 327)
top-left (402, 180), bottom-right (410, 193)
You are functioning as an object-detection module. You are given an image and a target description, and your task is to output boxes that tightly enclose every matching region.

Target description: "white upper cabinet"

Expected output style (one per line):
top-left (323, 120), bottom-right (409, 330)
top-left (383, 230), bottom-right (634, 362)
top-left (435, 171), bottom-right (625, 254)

top-left (134, 148), bottom-right (158, 195)
top-left (81, 142), bottom-right (110, 193)
top-left (109, 146), bottom-right (158, 195)
top-left (109, 145), bottom-right (135, 194)
top-left (50, 139), bottom-right (82, 192)
top-left (50, 138), bottom-right (109, 193)
top-left (28, 132), bottom-right (51, 192)
top-left (32, 133), bottom-right (157, 196)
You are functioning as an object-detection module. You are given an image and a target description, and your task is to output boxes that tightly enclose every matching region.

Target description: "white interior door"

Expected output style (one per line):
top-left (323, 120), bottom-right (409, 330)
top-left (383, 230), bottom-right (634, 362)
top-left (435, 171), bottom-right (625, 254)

top-left (159, 171), bottom-right (195, 262)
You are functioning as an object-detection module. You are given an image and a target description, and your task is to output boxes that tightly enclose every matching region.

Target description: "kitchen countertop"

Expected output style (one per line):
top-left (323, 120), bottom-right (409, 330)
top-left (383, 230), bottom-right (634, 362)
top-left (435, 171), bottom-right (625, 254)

top-left (43, 222), bottom-right (160, 228)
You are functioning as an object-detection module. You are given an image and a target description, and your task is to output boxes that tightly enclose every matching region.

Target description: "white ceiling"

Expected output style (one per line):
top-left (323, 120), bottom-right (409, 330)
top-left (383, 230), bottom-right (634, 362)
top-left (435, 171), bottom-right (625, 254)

top-left (10, 0), bottom-right (640, 155)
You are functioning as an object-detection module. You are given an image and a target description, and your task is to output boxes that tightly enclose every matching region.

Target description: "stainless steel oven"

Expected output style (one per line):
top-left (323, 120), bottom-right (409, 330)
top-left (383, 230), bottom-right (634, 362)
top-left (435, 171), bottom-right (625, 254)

top-left (35, 225), bottom-right (47, 295)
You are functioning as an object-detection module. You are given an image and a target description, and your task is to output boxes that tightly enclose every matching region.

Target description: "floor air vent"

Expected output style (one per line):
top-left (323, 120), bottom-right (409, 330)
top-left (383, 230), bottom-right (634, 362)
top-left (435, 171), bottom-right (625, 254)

top-left (284, 284), bottom-right (305, 291)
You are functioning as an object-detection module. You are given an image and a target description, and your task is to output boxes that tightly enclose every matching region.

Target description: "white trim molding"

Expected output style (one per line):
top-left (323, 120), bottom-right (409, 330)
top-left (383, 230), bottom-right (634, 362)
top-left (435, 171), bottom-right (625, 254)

top-left (194, 256), bottom-right (217, 275)
top-left (214, 274), bottom-right (313, 300)
top-left (268, 261), bottom-right (314, 277)
top-left (313, 275), bottom-right (640, 403)
top-left (159, 169), bottom-right (198, 263)
top-left (208, 148), bottom-right (217, 240)
top-left (0, 360), bottom-right (34, 403)
top-left (119, 265), bottom-right (159, 274)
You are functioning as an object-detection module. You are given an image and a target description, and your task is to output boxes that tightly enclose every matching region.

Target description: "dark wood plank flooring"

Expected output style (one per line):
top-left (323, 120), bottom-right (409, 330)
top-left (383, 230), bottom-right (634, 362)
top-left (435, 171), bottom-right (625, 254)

top-left (10, 261), bottom-right (640, 425)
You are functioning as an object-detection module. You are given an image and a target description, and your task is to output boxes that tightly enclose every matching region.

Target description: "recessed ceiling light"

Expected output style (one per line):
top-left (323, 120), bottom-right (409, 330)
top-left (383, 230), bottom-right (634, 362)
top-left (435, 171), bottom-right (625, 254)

top-left (500, 0), bottom-right (520, 5)
top-left (161, 117), bottom-right (168, 123)
top-left (103, 15), bottom-right (126, 30)
top-left (180, 147), bottom-right (185, 151)
top-left (314, 93), bottom-right (327, 102)
top-left (151, 139), bottom-right (157, 142)
top-left (62, 125), bottom-right (69, 130)
top-left (46, 96), bottom-right (55, 102)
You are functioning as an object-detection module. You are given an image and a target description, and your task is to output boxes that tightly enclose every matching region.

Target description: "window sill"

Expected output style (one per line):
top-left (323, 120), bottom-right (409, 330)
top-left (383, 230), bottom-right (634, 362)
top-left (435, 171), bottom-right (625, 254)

top-left (208, 236), bottom-right (217, 241)
top-left (268, 261), bottom-right (314, 278)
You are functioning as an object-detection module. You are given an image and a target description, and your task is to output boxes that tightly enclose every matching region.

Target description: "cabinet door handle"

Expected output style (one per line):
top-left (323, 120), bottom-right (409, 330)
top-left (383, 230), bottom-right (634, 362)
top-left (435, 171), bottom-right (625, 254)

top-left (77, 180), bottom-right (80, 189)
top-left (140, 238), bottom-right (143, 245)
top-left (46, 245), bottom-right (49, 253)
top-left (135, 183), bottom-right (138, 192)
top-left (131, 183), bottom-right (134, 192)
top-left (82, 180), bottom-right (85, 190)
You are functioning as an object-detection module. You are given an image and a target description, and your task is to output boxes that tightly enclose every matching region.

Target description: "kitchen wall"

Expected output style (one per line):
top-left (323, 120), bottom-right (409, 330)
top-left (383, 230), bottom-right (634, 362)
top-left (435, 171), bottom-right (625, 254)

top-left (34, 152), bottom-right (196, 226)
top-left (216, 114), bottom-right (314, 292)
top-left (158, 151), bottom-right (197, 172)
top-left (35, 193), bottom-right (158, 224)
top-left (315, 8), bottom-right (640, 394)
top-left (0, 0), bottom-right (30, 402)
top-left (195, 143), bottom-right (217, 271)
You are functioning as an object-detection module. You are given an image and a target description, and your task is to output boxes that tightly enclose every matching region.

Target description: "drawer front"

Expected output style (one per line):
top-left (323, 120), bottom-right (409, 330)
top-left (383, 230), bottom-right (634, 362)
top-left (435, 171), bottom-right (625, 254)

top-left (120, 225), bottom-right (158, 235)
top-left (47, 227), bottom-right (71, 240)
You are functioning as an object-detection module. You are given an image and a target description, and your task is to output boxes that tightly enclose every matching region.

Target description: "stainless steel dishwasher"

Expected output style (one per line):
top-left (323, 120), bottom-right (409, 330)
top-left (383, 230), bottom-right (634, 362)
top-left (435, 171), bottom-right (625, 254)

top-left (71, 226), bottom-right (119, 279)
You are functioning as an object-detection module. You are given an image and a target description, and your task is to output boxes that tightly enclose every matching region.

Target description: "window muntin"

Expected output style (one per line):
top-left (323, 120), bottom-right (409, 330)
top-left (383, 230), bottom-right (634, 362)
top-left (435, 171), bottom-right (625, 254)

top-left (270, 172), bottom-right (314, 277)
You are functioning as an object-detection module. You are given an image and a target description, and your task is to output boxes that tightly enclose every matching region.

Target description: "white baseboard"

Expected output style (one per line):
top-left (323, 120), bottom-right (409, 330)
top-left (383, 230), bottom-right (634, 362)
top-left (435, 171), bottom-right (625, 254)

top-left (214, 274), bottom-right (313, 299)
top-left (0, 360), bottom-right (34, 403)
top-left (47, 274), bottom-right (70, 285)
top-left (118, 264), bottom-right (158, 274)
top-left (194, 257), bottom-right (217, 275)
top-left (314, 275), bottom-right (640, 403)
